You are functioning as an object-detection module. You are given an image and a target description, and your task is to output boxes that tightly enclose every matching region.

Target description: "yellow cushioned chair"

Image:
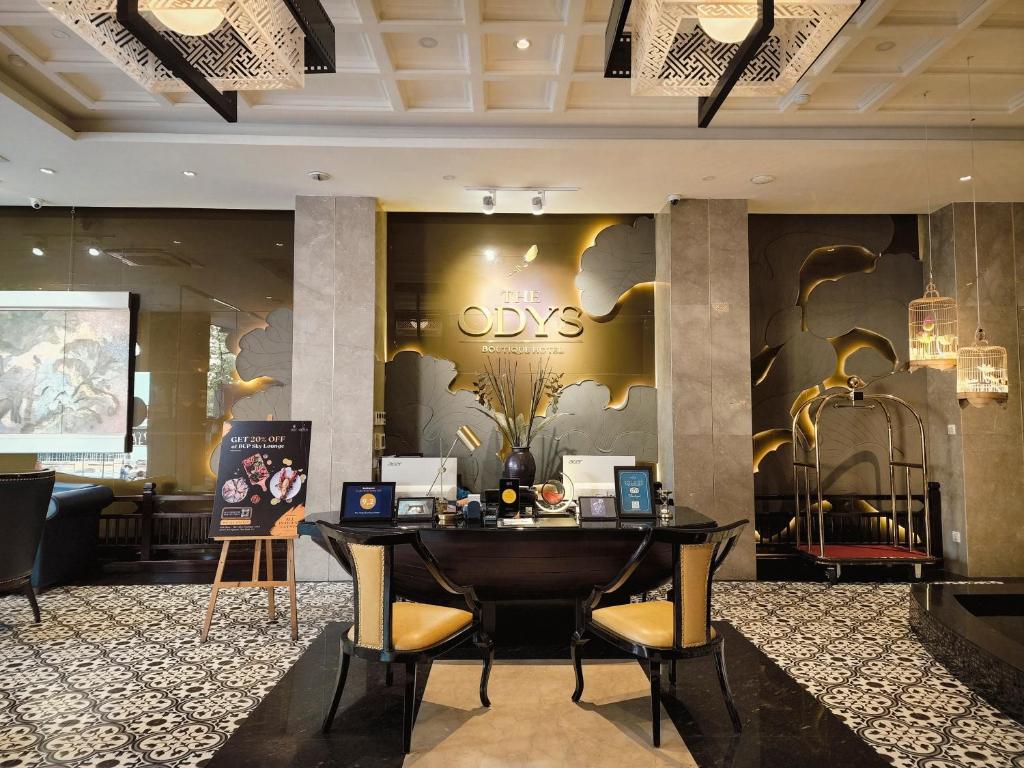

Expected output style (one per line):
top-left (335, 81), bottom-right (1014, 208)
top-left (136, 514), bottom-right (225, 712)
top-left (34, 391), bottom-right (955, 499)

top-left (317, 523), bottom-right (494, 753)
top-left (571, 520), bottom-right (748, 746)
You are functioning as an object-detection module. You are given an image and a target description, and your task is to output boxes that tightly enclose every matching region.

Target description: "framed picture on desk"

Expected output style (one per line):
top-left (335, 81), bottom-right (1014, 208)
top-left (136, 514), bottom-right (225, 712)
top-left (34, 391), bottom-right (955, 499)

top-left (614, 466), bottom-right (655, 518)
top-left (396, 496), bottom-right (434, 522)
top-left (340, 482), bottom-right (396, 524)
top-left (578, 496), bottom-right (617, 521)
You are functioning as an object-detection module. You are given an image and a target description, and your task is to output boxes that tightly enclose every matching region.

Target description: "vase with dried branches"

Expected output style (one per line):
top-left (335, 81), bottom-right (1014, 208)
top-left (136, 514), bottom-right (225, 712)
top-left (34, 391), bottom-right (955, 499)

top-left (472, 357), bottom-right (563, 487)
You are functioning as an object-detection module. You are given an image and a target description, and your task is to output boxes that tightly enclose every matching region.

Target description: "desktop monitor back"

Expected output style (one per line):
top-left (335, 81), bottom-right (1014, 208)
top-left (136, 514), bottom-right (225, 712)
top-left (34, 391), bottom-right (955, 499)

top-left (380, 456), bottom-right (457, 499)
top-left (562, 454), bottom-right (634, 499)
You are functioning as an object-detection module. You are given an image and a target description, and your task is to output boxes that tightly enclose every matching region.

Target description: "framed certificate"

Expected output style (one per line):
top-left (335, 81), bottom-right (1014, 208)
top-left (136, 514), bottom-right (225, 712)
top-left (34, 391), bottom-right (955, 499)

top-left (340, 482), bottom-right (396, 524)
top-left (614, 466), bottom-right (655, 518)
top-left (396, 496), bottom-right (434, 522)
top-left (578, 496), bottom-right (617, 521)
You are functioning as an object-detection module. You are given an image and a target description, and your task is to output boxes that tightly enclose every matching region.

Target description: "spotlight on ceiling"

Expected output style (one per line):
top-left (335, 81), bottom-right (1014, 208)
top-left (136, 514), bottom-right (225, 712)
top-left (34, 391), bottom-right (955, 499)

top-left (750, 174), bottom-right (776, 185)
top-left (484, 248), bottom-right (496, 261)
top-left (88, 247), bottom-right (101, 256)
top-left (959, 175), bottom-right (972, 182)
top-left (531, 191), bottom-right (546, 216)
top-left (39, 167), bottom-right (56, 175)
top-left (183, 170), bottom-right (196, 177)
top-left (419, 36), bottom-right (438, 48)
top-left (32, 246), bottom-right (44, 257)
top-left (515, 38), bottom-right (531, 50)
top-left (482, 191), bottom-right (497, 215)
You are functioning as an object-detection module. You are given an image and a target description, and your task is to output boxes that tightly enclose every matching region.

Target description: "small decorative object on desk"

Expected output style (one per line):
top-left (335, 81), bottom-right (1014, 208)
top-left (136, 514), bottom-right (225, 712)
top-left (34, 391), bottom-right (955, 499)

top-left (655, 482), bottom-right (674, 520)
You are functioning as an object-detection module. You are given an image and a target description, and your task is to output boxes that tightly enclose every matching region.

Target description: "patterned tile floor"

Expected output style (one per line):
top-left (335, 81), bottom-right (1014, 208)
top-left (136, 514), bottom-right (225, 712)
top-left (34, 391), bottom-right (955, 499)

top-left (712, 582), bottom-right (1024, 768)
top-left (0, 581), bottom-right (1021, 768)
top-left (0, 583), bottom-right (351, 768)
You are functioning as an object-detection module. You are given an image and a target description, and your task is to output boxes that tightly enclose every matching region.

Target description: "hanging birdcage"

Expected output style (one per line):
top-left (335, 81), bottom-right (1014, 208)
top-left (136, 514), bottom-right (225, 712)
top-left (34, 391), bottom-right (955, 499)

top-left (956, 328), bottom-right (1009, 406)
top-left (908, 282), bottom-right (958, 370)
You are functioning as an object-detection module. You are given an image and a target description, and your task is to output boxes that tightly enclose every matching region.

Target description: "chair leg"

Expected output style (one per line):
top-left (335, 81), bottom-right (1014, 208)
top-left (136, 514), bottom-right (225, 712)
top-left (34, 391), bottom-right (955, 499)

top-left (649, 656), bottom-right (661, 748)
top-left (475, 633), bottom-right (495, 707)
top-left (23, 583), bottom-right (40, 624)
top-left (713, 641), bottom-right (743, 732)
top-left (403, 661), bottom-right (417, 754)
top-left (321, 650), bottom-right (351, 733)
top-left (570, 631), bottom-right (587, 702)
top-left (668, 659), bottom-right (677, 687)
top-left (385, 663), bottom-right (393, 687)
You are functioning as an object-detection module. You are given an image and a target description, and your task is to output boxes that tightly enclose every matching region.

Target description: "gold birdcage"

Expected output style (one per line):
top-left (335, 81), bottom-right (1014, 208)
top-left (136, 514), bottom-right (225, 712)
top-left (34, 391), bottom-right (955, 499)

top-left (908, 282), bottom-right (958, 370)
top-left (956, 329), bottom-right (1009, 406)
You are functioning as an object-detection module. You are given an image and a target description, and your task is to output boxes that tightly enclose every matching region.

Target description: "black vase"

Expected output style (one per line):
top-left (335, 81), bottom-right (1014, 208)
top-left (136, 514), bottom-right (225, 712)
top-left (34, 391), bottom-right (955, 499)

top-left (503, 446), bottom-right (536, 488)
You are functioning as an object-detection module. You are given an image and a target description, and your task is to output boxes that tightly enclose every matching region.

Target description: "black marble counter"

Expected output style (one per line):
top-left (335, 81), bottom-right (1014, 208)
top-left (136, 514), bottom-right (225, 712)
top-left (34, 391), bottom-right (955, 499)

top-left (910, 582), bottom-right (1024, 723)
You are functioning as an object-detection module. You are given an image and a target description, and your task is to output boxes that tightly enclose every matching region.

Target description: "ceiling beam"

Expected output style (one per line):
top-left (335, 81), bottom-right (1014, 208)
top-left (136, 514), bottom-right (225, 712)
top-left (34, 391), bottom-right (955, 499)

top-left (461, 0), bottom-right (486, 113)
top-left (552, 0), bottom-right (586, 113)
top-left (353, 0), bottom-right (406, 112)
top-left (858, 0), bottom-right (1009, 113)
top-left (698, 0), bottom-right (774, 127)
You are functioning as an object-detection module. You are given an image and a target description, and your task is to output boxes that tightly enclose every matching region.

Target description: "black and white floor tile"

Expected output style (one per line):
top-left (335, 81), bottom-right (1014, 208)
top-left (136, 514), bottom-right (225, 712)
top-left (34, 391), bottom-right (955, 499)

top-left (712, 582), bottom-right (1024, 768)
top-left (0, 583), bottom-right (351, 768)
top-left (1, 581), bottom-right (1022, 768)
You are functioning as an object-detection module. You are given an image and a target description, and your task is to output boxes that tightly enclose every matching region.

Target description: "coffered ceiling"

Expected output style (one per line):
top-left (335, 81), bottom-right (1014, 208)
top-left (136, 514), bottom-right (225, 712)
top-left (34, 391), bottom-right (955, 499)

top-left (0, 0), bottom-right (1022, 130)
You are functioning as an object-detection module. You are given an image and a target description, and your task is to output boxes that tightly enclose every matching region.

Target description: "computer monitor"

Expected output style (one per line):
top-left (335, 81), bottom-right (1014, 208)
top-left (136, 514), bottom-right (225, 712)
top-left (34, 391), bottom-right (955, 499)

top-left (380, 456), bottom-right (457, 499)
top-left (561, 455), bottom-right (635, 500)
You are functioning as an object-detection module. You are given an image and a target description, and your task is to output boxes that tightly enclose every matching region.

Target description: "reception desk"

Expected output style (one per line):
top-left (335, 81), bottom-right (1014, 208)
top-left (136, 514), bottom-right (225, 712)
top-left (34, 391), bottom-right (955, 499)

top-left (301, 508), bottom-right (715, 637)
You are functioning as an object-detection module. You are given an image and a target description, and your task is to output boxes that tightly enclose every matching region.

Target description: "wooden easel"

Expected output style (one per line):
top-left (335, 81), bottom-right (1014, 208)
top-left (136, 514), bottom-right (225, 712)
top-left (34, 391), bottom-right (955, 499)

top-left (201, 536), bottom-right (298, 642)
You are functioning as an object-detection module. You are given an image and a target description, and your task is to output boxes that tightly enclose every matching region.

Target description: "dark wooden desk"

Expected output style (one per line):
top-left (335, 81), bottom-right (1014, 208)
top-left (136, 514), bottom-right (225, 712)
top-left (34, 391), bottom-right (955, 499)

top-left (301, 508), bottom-right (715, 638)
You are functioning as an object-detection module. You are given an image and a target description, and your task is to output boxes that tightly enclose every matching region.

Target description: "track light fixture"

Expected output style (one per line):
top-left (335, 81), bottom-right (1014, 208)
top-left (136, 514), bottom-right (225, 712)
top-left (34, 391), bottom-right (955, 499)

top-left (466, 186), bottom-right (578, 215)
top-left (531, 191), bottom-right (545, 216)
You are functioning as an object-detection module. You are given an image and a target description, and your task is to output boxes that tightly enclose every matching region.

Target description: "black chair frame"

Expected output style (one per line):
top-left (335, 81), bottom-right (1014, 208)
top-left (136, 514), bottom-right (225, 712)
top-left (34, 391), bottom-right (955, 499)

top-left (571, 520), bottom-right (748, 746)
top-left (317, 523), bottom-right (494, 753)
top-left (1, 470), bottom-right (56, 624)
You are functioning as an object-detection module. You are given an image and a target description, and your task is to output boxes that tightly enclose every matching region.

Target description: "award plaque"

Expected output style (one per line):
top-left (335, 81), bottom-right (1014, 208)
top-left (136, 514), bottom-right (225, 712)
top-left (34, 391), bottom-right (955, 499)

top-left (613, 466), bottom-right (655, 518)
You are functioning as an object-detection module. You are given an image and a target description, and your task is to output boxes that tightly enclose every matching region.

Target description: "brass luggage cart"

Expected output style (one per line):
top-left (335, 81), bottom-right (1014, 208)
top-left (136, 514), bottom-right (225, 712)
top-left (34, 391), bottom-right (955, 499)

top-left (792, 389), bottom-right (939, 584)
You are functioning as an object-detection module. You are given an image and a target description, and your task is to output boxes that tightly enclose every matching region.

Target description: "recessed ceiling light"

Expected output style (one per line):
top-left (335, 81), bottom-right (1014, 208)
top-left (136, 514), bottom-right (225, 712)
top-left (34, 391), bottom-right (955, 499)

top-left (51, 28), bottom-right (69, 39)
top-left (39, 167), bottom-right (56, 175)
top-left (308, 170), bottom-right (331, 181)
top-left (875, 40), bottom-right (896, 52)
top-left (173, 240), bottom-right (182, 245)
top-left (8, 54), bottom-right (27, 68)
top-left (419, 36), bottom-right (438, 49)
top-left (701, 175), bottom-right (715, 182)
top-left (182, 170), bottom-right (196, 177)
top-left (750, 174), bottom-right (776, 185)
top-left (265, 295), bottom-right (273, 300)
top-left (959, 175), bottom-right (972, 182)
top-left (443, 174), bottom-right (456, 181)
top-left (88, 246), bottom-right (101, 256)
top-left (515, 38), bottom-right (531, 50)
top-left (275, 242), bottom-right (285, 247)
top-left (32, 247), bottom-right (44, 256)
top-left (484, 248), bottom-right (496, 261)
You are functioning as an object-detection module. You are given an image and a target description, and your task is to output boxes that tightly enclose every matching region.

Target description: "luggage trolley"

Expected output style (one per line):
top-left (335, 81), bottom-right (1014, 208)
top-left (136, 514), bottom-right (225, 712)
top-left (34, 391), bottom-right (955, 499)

top-left (792, 388), bottom-right (939, 584)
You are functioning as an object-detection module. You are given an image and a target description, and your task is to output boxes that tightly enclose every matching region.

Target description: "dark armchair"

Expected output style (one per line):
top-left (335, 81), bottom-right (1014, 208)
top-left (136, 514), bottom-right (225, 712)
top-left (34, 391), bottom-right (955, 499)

top-left (317, 523), bottom-right (495, 753)
top-left (571, 520), bottom-right (748, 746)
top-left (1, 470), bottom-right (56, 623)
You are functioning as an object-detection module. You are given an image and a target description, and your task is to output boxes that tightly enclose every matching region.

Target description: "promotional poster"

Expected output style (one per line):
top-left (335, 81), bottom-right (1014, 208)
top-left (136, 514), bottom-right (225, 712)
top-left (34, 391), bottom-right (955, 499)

top-left (210, 420), bottom-right (312, 538)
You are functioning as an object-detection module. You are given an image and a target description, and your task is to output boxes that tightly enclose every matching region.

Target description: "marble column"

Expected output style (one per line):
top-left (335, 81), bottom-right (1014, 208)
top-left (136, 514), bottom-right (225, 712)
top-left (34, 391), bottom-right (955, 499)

top-left (291, 196), bottom-right (379, 581)
top-left (656, 199), bottom-right (756, 580)
top-left (928, 202), bottom-right (1024, 578)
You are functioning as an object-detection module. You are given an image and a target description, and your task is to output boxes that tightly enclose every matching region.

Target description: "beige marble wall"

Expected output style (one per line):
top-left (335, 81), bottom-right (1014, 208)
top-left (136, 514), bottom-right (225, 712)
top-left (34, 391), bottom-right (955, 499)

top-left (656, 199), bottom-right (756, 580)
top-left (929, 202), bottom-right (1024, 578)
top-left (291, 196), bottom-right (378, 581)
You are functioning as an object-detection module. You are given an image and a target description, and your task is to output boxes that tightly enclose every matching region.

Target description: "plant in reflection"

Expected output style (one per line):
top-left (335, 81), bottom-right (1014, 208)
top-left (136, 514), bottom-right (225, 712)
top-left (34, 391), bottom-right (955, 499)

top-left (471, 357), bottom-right (563, 450)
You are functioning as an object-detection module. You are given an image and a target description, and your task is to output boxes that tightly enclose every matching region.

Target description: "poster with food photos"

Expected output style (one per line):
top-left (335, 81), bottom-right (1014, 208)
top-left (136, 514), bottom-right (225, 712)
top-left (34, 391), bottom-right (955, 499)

top-left (210, 420), bottom-right (312, 538)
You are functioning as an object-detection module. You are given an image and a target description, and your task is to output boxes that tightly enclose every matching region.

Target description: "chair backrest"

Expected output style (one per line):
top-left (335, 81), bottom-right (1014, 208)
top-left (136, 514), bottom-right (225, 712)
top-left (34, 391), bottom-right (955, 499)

top-left (654, 520), bottom-right (747, 650)
top-left (317, 524), bottom-right (417, 652)
top-left (0, 470), bottom-right (56, 584)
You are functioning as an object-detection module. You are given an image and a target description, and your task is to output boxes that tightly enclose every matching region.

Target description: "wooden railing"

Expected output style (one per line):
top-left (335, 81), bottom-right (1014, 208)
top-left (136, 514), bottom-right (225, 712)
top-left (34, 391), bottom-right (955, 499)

top-left (98, 483), bottom-right (219, 561)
